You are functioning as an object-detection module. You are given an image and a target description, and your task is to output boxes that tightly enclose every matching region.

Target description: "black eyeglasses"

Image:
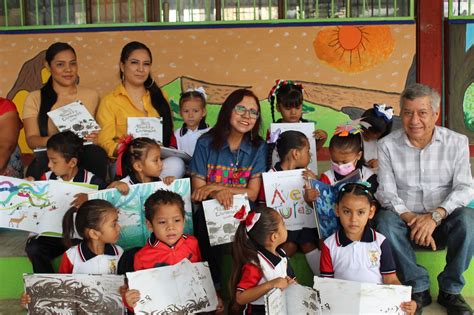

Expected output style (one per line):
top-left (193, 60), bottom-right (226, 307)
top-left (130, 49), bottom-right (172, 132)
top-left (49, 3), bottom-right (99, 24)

top-left (234, 105), bottom-right (259, 119)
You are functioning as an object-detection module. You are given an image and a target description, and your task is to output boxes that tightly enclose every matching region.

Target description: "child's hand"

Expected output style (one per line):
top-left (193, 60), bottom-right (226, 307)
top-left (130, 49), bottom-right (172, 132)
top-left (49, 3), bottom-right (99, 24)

top-left (162, 176), bottom-right (176, 185)
top-left (24, 176), bottom-right (35, 181)
top-left (212, 188), bottom-right (234, 210)
top-left (304, 187), bottom-right (319, 203)
top-left (400, 300), bottom-right (417, 315)
top-left (215, 294), bottom-right (225, 314)
top-left (286, 276), bottom-right (297, 285)
top-left (367, 159), bottom-right (379, 169)
top-left (269, 277), bottom-right (290, 290)
top-left (302, 169), bottom-right (317, 181)
top-left (118, 284), bottom-right (128, 296)
top-left (125, 289), bottom-right (141, 308)
top-left (83, 131), bottom-right (99, 144)
top-left (314, 129), bottom-right (328, 151)
top-left (71, 193), bottom-right (88, 208)
top-left (20, 292), bottom-right (31, 308)
top-left (108, 181), bottom-right (130, 195)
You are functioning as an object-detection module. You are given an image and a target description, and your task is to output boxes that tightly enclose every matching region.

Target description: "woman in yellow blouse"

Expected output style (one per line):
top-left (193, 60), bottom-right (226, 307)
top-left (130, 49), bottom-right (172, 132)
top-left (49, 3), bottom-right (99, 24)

top-left (97, 41), bottom-right (184, 179)
top-left (23, 42), bottom-right (108, 179)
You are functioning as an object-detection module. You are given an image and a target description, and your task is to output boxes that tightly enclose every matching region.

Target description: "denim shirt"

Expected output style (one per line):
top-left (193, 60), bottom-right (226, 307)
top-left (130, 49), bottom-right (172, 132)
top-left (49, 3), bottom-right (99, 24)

top-left (190, 134), bottom-right (267, 188)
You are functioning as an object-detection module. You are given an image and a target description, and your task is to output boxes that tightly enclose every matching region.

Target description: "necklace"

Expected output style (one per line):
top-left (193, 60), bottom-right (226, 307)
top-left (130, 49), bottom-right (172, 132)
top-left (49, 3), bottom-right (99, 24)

top-left (230, 147), bottom-right (241, 185)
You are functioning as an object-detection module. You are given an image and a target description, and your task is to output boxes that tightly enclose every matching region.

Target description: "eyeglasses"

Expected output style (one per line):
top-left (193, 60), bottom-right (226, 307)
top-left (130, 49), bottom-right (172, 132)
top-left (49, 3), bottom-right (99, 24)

top-left (234, 105), bottom-right (260, 119)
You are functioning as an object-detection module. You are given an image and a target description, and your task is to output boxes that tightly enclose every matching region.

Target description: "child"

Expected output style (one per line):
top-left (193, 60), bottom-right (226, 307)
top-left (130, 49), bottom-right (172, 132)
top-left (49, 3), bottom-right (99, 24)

top-left (320, 122), bottom-right (378, 195)
top-left (25, 131), bottom-right (107, 273)
top-left (109, 137), bottom-right (175, 194)
top-left (320, 183), bottom-right (416, 315)
top-left (360, 104), bottom-right (393, 171)
top-left (229, 206), bottom-right (296, 314)
top-left (267, 79), bottom-right (328, 152)
top-left (21, 200), bottom-right (123, 306)
top-left (267, 130), bottom-right (321, 276)
top-left (174, 88), bottom-right (210, 156)
top-left (124, 189), bottom-right (224, 313)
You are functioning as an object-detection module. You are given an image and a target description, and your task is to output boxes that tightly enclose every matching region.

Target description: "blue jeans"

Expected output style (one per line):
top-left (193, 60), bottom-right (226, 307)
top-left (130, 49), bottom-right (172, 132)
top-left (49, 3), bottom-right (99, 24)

top-left (374, 207), bottom-right (474, 294)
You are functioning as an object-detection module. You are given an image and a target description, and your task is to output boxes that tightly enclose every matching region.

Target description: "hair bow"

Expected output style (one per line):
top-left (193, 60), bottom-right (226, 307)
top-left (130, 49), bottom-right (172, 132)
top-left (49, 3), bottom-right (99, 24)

top-left (115, 134), bottom-right (134, 177)
top-left (234, 205), bottom-right (261, 232)
top-left (186, 86), bottom-right (207, 100)
top-left (373, 104), bottom-right (393, 122)
top-left (334, 119), bottom-right (371, 137)
top-left (267, 79), bottom-right (304, 102)
top-left (267, 128), bottom-right (282, 144)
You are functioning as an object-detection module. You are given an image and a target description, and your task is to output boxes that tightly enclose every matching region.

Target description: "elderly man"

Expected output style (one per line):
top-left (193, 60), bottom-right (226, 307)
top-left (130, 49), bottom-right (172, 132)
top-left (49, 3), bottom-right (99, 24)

top-left (375, 84), bottom-right (473, 315)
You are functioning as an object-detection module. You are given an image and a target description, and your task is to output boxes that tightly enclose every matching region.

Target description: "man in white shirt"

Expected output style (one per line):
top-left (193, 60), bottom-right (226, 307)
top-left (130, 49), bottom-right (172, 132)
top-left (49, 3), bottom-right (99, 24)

top-left (375, 83), bottom-right (473, 315)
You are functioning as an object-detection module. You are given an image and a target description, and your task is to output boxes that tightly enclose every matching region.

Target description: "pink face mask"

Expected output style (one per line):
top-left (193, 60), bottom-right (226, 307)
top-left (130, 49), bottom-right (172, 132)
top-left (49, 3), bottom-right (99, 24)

top-left (331, 160), bottom-right (356, 176)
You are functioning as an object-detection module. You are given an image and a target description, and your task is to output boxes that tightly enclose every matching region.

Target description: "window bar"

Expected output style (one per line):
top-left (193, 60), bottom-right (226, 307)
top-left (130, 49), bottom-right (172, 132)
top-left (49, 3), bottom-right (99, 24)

top-left (205, 0), bottom-right (210, 20)
top-left (457, 0), bottom-right (460, 16)
top-left (268, 0), bottom-right (270, 20)
top-left (236, 0), bottom-right (240, 20)
top-left (177, 0), bottom-right (180, 22)
top-left (346, 0), bottom-right (350, 17)
top-left (469, 0), bottom-right (471, 15)
top-left (3, 0), bottom-right (8, 26)
top-left (112, 0), bottom-right (116, 22)
top-left (252, 0), bottom-right (255, 19)
top-left (159, 0), bottom-right (162, 22)
top-left (66, 0), bottom-right (70, 23)
top-left (50, 0), bottom-right (54, 24)
top-left (393, 0), bottom-right (397, 16)
top-left (81, 0), bottom-right (85, 22)
top-left (299, 0), bottom-right (303, 18)
top-left (330, 0), bottom-right (334, 17)
top-left (19, 0), bottom-right (25, 25)
top-left (35, 0), bottom-right (39, 24)
top-left (143, 0), bottom-right (147, 22)
top-left (377, 0), bottom-right (381, 16)
top-left (362, 0), bottom-right (366, 17)
top-left (96, 0), bottom-right (100, 22)
top-left (314, 0), bottom-right (318, 17)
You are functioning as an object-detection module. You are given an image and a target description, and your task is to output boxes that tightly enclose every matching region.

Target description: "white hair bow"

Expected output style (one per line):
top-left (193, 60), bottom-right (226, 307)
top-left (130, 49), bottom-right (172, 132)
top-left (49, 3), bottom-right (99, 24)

top-left (186, 86), bottom-right (207, 100)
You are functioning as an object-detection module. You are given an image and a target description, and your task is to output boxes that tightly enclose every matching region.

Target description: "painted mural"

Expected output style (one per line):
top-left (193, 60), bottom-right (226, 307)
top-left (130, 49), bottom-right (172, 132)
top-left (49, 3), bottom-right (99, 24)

top-left (0, 23), bottom-right (416, 153)
top-left (447, 21), bottom-right (474, 142)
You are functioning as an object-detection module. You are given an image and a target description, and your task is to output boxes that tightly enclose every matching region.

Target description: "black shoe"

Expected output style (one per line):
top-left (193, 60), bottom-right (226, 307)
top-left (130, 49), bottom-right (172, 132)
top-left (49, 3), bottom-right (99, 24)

top-left (412, 290), bottom-right (433, 307)
top-left (437, 291), bottom-right (473, 315)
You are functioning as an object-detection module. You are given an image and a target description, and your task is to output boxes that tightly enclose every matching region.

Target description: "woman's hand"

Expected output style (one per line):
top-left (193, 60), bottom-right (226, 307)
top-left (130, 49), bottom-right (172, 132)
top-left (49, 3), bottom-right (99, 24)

top-left (162, 176), bottom-right (176, 185)
top-left (83, 131), bottom-right (99, 145)
top-left (124, 289), bottom-right (141, 308)
top-left (211, 188), bottom-right (234, 209)
top-left (191, 184), bottom-right (221, 202)
top-left (108, 181), bottom-right (130, 195)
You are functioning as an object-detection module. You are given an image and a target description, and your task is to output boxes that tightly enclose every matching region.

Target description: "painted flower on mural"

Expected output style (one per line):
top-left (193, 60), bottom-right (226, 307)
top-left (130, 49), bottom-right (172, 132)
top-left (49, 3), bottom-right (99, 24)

top-left (313, 25), bottom-right (395, 73)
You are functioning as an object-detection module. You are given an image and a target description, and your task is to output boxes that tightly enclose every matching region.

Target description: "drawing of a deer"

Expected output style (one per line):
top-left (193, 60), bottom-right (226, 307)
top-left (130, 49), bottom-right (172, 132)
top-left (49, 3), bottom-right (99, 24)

top-left (9, 213), bottom-right (27, 228)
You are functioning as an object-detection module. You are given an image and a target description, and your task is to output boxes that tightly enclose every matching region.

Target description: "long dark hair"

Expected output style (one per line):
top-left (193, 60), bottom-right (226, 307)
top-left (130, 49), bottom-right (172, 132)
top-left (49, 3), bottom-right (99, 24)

top-left (120, 41), bottom-right (174, 147)
top-left (361, 105), bottom-right (393, 138)
top-left (229, 206), bottom-right (281, 312)
top-left (38, 42), bottom-right (76, 136)
top-left (276, 130), bottom-right (309, 161)
top-left (207, 89), bottom-right (262, 150)
top-left (62, 199), bottom-right (116, 247)
top-left (121, 137), bottom-right (160, 178)
top-left (269, 82), bottom-right (303, 123)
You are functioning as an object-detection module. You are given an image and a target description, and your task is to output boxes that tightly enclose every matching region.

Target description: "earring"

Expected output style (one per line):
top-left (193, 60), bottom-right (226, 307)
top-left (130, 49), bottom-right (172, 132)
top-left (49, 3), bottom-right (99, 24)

top-left (120, 72), bottom-right (124, 81)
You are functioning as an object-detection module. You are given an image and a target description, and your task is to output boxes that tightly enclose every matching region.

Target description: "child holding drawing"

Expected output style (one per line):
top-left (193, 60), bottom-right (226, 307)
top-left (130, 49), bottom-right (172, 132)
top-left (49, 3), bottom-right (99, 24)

top-left (108, 137), bottom-right (175, 194)
top-left (21, 199), bottom-right (123, 306)
top-left (124, 189), bottom-right (224, 313)
top-left (320, 183), bottom-right (416, 315)
top-left (174, 88), bottom-right (210, 157)
top-left (262, 130), bottom-right (321, 276)
top-left (25, 131), bottom-right (107, 274)
top-left (229, 206), bottom-right (296, 315)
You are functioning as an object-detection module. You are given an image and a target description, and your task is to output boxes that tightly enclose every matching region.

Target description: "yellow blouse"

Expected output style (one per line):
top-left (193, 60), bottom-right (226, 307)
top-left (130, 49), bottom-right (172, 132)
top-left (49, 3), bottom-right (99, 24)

top-left (96, 84), bottom-right (160, 157)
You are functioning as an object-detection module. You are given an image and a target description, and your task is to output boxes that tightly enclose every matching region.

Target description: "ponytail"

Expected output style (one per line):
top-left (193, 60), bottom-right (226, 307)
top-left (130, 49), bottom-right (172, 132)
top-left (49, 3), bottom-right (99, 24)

top-left (38, 77), bottom-right (57, 136)
top-left (146, 77), bottom-right (173, 147)
top-left (62, 206), bottom-right (78, 248)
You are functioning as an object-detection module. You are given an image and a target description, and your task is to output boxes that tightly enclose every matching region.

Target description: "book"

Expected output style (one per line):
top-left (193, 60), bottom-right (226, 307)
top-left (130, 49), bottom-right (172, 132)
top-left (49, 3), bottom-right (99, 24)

top-left (24, 273), bottom-right (125, 315)
top-left (202, 194), bottom-right (251, 246)
top-left (127, 117), bottom-right (163, 143)
top-left (264, 283), bottom-right (321, 315)
top-left (160, 146), bottom-right (192, 162)
top-left (270, 122), bottom-right (318, 173)
top-left (313, 277), bottom-right (411, 314)
top-left (310, 170), bottom-right (362, 239)
top-left (127, 259), bottom-right (218, 314)
top-left (47, 101), bottom-right (100, 138)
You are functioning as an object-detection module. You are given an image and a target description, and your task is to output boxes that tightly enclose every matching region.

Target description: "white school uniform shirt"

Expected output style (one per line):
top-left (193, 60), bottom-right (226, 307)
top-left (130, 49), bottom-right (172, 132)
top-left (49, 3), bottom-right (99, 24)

top-left (363, 139), bottom-right (378, 163)
top-left (60, 242), bottom-right (123, 274)
top-left (174, 124), bottom-right (210, 156)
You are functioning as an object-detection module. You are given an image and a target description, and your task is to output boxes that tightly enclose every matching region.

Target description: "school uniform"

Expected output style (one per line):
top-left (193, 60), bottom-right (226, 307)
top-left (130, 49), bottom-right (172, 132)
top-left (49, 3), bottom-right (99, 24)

top-left (320, 226), bottom-right (396, 284)
top-left (174, 121), bottom-right (210, 157)
top-left (59, 242), bottom-right (123, 274)
top-left (133, 233), bottom-right (201, 270)
top-left (237, 244), bottom-right (295, 315)
top-left (25, 167), bottom-right (106, 273)
top-left (119, 173), bottom-right (161, 185)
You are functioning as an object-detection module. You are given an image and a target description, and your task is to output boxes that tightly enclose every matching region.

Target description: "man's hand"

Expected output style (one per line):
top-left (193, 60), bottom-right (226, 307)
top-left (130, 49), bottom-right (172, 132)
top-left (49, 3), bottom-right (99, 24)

top-left (406, 213), bottom-right (437, 250)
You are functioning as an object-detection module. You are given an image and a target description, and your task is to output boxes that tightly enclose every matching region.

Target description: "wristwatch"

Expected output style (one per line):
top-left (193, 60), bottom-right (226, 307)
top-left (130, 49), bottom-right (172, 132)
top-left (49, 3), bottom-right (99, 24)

top-left (431, 210), bottom-right (443, 226)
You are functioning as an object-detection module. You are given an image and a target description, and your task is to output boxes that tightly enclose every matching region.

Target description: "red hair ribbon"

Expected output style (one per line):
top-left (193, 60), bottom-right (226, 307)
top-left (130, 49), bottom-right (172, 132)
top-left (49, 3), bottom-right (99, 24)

top-left (234, 205), bottom-right (261, 232)
top-left (115, 134), bottom-right (134, 177)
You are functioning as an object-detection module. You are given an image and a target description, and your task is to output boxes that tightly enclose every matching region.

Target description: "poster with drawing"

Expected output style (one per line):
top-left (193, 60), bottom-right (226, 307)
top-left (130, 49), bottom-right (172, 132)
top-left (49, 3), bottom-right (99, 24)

top-left (313, 277), bottom-right (411, 314)
top-left (127, 117), bottom-right (163, 143)
top-left (203, 194), bottom-right (250, 246)
top-left (23, 273), bottom-right (125, 315)
top-left (270, 122), bottom-right (317, 173)
top-left (265, 283), bottom-right (322, 315)
top-left (47, 101), bottom-right (100, 138)
top-left (262, 169), bottom-right (316, 231)
top-left (88, 178), bottom-right (192, 249)
top-left (310, 170), bottom-right (361, 239)
top-left (127, 259), bottom-right (217, 314)
top-left (0, 176), bottom-right (97, 235)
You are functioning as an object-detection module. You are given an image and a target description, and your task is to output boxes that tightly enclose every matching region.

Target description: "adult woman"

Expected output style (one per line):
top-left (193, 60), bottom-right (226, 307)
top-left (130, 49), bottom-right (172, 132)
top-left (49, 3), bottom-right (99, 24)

top-left (0, 97), bottom-right (23, 178)
top-left (22, 42), bottom-right (107, 180)
top-left (96, 41), bottom-right (184, 179)
top-left (190, 89), bottom-right (267, 292)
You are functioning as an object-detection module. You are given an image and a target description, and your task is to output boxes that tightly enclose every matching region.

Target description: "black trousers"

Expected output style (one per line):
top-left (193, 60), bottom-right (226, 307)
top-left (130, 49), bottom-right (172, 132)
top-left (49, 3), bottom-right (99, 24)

top-left (26, 144), bottom-right (109, 180)
top-left (25, 236), bottom-right (79, 273)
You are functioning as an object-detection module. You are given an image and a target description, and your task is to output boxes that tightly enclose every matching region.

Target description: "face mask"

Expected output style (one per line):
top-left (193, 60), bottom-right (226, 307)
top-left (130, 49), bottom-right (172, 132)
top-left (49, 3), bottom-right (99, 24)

top-left (331, 160), bottom-right (356, 176)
